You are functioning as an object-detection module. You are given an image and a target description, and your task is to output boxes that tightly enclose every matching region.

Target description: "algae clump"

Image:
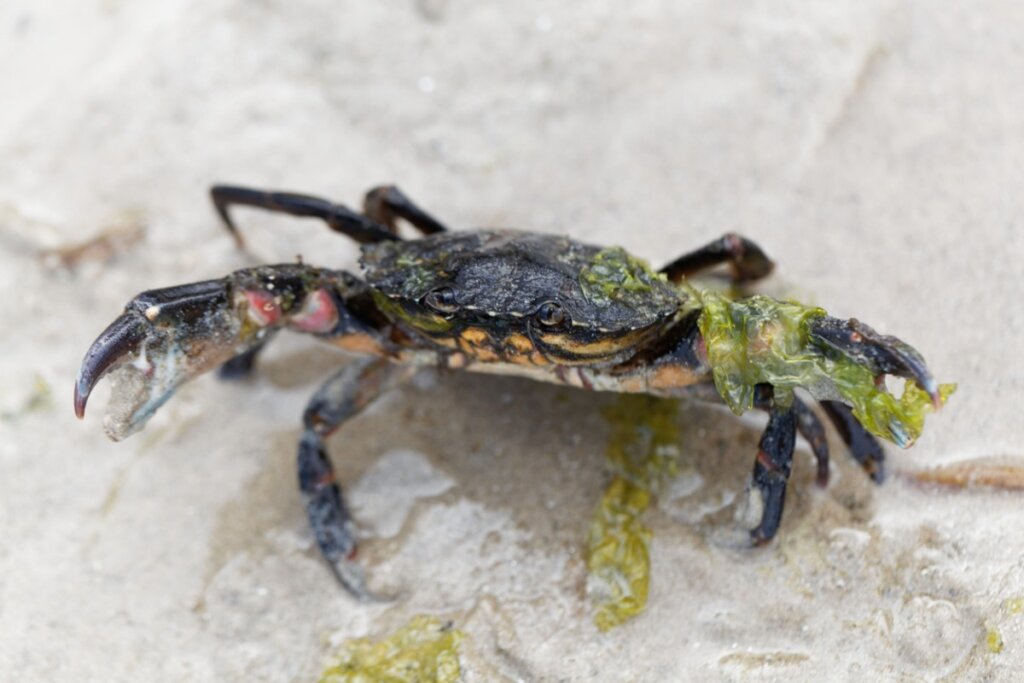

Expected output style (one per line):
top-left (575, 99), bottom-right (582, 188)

top-left (587, 395), bottom-right (680, 631)
top-left (319, 615), bottom-right (462, 683)
top-left (694, 289), bottom-right (954, 447)
top-left (986, 628), bottom-right (1004, 654)
top-left (580, 247), bottom-right (668, 304)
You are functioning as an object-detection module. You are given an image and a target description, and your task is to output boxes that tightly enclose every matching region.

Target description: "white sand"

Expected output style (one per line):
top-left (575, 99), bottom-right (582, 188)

top-left (1, 1), bottom-right (1022, 680)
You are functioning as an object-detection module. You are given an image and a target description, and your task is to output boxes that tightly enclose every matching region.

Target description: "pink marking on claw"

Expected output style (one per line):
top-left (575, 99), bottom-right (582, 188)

top-left (290, 289), bottom-right (339, 333)
top-left (244, 290), bottom-right (281, 326)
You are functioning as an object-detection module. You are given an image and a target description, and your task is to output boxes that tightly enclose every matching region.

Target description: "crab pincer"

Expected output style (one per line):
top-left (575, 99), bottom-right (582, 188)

top-left (75, 279), bottom-right (244, 440)
top-left (75, 263), bottom-right (404, 597)
top-left (804, 315), bottom-right (953, 449)
top-left (808, 316), bottom-right (941, 409)
top-left (74, 266), bottom-right (366, 440)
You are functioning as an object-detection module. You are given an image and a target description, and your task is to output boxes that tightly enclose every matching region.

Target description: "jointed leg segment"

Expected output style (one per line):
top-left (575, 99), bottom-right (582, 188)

top-left (682, 380), bottom-right (884, 541)
top-left (820, 400), bottom-right (886, 482)
top-left (298, 358), bottom-right (415, 598)
top-left (210, 185), bottom-right (399, 246)
top-left (750, 401), bottom-right (797, 544)
top-left (660, 233), bottom-right (775, 284)
top-left (363, 185), bottom-right (449, 235)
top-left (210, 184), bottom-right (449, 249)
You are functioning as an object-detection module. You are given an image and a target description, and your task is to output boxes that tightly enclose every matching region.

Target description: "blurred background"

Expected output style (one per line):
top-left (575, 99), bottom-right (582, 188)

top-left (1, 1), bottom-right (1022, 681)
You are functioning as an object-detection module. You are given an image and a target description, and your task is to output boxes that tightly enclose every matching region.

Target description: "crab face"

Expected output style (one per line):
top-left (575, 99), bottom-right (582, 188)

top-left (361, 230), bottom-right (684, 365)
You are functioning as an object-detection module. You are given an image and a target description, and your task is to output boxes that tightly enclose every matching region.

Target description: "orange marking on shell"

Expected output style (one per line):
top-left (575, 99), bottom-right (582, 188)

top-left (446, 352), bottom-right (469, 369)
top-left (502, 349), bottom-right (535, 365)
top-left (460, 327), bottom-right (489, 345)
top-left (430, 336), bottom-right (459, 349)
top-left (331, 332), bottom-right (385, 356)
top-left (505, 333), bottom-right (534, 353)
top-left (470, 346), bottom-right (500, 363)
top-left (648, 364), bottom-right (701, 390)
top-left (615, 375), bottom-right (647, 393)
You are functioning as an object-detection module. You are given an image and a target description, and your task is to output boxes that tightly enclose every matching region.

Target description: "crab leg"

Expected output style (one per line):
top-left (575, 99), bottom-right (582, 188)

top-left (659, 233), bottom-right (775, 284)
top-left (819, 400), bottom-right (886, 482)
top-left (299, 358), bottom-right (416, 598)
top-left (362, 185), bottom-right (449, 235)
top-left (75, 264), bottom-right (386, 440)
top-left (209, 184), bottom-right (449, 249)
top-left (670, 381), bottom-right (832, 488)
top-left (749, 401), bottom-right (797, 544)
top-left (210, 186), bottom-right (398, 247)
top-left (790, 397), bottom-right (830, 487)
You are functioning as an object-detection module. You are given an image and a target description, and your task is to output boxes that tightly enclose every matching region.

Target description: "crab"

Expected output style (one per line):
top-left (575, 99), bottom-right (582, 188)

top-left (75, 184), bottom-right (950, 599)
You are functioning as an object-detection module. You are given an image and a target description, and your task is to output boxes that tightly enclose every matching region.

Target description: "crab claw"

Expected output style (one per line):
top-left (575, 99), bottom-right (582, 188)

top-left (75, 313), bottom-right (146, 420)
top-left (74, 279), bottom-right (256, 441)
top-left (808, 316), bottom-right (941, 409)
top-left (75, 266), bottom-right (361, 441)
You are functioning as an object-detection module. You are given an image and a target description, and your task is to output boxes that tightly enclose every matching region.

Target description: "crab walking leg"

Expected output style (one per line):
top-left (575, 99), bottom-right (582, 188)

top-left (820, 400), bottom-right (886, 482)
top-left (659, 233), bottom-right (775, 284)
top-left (298, 358), bottom-right (416, 599)
top-left (75, 264), bottom-right (386, 440)
top-left (362, 185), bottom-right (449, 235)
top-left (210, 185), bottom-right (399, 247)
top-left (791, 399), bottom-right (830, 487)
top-left (648, 380), bottom-right (832, 488)
top-left (217, 333), bottom-right (276, 379)
top-left (749, 402), bottom-right (798, 544)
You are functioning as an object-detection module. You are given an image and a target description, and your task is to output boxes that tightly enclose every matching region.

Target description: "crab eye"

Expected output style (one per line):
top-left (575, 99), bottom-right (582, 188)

top-left (536, 301), bottom-right (567, 327)
top-left (424, 287), bottom-right (459, 314)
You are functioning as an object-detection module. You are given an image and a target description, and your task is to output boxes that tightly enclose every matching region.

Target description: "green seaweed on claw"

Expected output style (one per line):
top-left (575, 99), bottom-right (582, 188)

top-left (694, 289), bottom-right (954, 447)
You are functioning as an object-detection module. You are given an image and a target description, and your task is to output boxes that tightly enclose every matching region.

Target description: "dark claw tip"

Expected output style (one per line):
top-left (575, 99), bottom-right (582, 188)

top-left (74, 313), bottom-right (144, 420)
top-left (74, 382), bottom-right (88, 419)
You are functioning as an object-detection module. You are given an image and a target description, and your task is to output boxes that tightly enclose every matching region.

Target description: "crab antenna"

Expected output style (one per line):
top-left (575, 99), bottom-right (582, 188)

top-left (74, 314), bottom-right (145, 419)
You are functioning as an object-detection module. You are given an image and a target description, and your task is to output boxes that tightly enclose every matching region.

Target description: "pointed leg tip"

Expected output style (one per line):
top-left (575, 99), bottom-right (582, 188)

top-left (75, 313), bottom-right (146, 422)
top-left (328, 558), bottom-right (395, 603)
top-left (73, 383), bottom-right (88, 419)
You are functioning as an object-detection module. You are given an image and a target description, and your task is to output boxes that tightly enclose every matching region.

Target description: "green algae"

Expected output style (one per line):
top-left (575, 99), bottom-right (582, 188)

top-left (580, 247), bottom-right (668, 304)
top-left (319, 615), bottom-right (462, 683)
top-left (371, 289), bottom-right (454, 334)
top-left (393, 251), bottom-right (445, 299)
top-left (986, 628), bottom-right (1004, 654)
top-left (587, 395), bottom-right (681, 631)
top-left (694, 289), bottom-right (954, 447)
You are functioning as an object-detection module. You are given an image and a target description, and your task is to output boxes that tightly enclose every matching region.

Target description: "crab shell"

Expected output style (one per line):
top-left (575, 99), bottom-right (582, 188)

top-left (360, 230), bottom-right (686, 365)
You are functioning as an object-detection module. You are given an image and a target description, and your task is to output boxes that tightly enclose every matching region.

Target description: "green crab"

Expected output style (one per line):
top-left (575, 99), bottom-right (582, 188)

top-left (75, 184), bottom-right (951, 598)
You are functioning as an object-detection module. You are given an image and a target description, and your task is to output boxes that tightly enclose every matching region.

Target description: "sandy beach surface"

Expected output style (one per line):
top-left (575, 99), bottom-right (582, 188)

top-left (2, 1), bottom-right (1022, 680)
